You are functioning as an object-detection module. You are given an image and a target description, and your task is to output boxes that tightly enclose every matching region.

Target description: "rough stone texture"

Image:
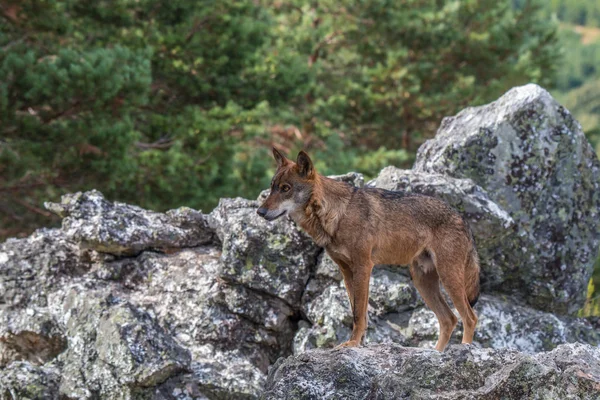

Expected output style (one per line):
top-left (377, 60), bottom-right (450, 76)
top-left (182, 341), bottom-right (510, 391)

top-left (210, 197), bottom-right (321, 305)
top-left (294, 266), bottom-right (421, 354)
top-left (369, 168), bottom-right (514, 289)
top-left (0, 361), bottom-right (61, 400)
top-left (127, 247), bottom-right (294, 399)
top-left (0, 309), bottom-right (66, 367)
top-left (57, 287), bottom-right (191, 399)
top-left (414, 84), bottom-right (600, 314)
top-left (405, 294), bottom-right (600, 353)
top-left (0, 228), bottom-right (90, 308)
top-left (45, 190), bottom-right (215, 256)
top-left (263, 343), bottom-right (600, 400)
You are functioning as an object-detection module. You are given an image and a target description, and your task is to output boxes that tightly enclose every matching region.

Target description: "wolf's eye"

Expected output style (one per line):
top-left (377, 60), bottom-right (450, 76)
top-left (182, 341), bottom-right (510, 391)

top-left (281, 184), bottom-right (291, 192)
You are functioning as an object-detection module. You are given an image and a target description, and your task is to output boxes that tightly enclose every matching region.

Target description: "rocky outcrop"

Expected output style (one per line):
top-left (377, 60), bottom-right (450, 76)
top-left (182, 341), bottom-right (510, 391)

top-left (263, 343), bottom-right (600, 399)
top-left (1, 85), bottom-right (599, 399)
top-left (45, 190), bottom-right (215, 256)
top-left (414, 84), bottom-right (600, 314)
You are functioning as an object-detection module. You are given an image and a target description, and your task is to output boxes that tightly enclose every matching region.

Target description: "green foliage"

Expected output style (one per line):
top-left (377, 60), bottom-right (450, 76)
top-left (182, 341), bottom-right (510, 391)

top-left (553, 30), bottom-right (600, 91)
top-left (0, 0), bottom-right (559, 235)
top-left (271, 0), bottom-right (559, 150)
top-left (1, 0), bottom-right (560, 241)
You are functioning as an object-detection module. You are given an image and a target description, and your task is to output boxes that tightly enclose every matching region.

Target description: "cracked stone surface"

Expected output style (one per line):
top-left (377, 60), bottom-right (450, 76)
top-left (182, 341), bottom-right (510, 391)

top-left (263, 343), bottom-right (600, 399)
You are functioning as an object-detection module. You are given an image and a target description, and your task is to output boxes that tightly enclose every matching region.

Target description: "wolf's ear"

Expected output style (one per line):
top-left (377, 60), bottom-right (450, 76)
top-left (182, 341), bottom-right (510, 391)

top-left (272, 147), bottom-right (288, 167)
top-left (296, 150), bottom-right (314, 178)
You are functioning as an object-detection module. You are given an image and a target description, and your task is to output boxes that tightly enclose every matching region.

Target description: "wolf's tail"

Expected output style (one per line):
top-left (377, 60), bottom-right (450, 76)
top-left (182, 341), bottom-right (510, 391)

top-left (466, 248), bottom-right (481, 307)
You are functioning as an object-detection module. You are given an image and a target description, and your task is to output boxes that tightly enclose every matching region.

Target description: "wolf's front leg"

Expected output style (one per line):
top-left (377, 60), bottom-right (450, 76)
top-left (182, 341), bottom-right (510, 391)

top-left (336, 263), bottom-right (373, 348)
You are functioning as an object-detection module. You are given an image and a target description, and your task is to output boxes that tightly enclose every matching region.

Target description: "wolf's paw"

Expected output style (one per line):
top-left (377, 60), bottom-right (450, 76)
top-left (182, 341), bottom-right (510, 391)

top-left (335, 340), bottom-right (360, 349)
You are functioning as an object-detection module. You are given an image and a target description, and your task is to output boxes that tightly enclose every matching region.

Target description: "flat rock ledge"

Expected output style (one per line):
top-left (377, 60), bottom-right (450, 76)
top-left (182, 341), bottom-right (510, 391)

top-left (263, 342), bottom-right (600, 400)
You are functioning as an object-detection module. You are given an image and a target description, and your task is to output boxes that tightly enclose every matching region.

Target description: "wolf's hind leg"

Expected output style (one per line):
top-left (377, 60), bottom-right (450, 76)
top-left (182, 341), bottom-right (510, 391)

top-left (410, 261), bottom-right (457, 351)
top-left (435, 252), bottom-right (478, 345)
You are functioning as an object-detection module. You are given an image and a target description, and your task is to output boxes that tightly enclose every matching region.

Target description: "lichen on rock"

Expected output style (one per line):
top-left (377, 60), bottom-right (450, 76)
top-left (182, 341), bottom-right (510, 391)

top-left (414, 84), bottom-right (600, 314)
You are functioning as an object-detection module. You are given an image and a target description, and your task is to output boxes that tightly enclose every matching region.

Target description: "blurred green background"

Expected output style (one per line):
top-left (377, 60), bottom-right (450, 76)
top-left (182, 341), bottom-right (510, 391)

top-left (1, 0), bottom-right (599, 316)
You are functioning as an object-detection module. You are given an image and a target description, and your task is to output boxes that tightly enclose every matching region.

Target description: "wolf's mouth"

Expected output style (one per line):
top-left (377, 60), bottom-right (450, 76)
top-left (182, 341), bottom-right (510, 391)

top-left (264, 210), bottom-right (286, 221)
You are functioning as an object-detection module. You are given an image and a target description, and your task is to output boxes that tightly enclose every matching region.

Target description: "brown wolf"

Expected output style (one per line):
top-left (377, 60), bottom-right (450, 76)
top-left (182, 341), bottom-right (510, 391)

top-left (257, 148), bottom-right (480, 351)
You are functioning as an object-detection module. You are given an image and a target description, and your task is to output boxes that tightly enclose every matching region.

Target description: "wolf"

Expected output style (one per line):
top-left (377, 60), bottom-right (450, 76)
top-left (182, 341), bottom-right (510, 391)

top-left (257, 148), bottom-right (480, 351)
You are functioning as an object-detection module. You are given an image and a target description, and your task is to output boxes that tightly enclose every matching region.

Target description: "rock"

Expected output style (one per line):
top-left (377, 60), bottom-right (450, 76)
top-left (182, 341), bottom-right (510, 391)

top-left (57, 288), bottom-right (191, 398)
top-left (327, 172), bottom-right (365, 188)
top-left (0, 228), bottom-right (90, 308)
top-left (210, 197), bottom-right (321, 305)
top-left (405, 294), bottom-right (600, 353)
top-left (263, 342), bottom-right (600, 399)
top-left (133, 247), bottom-right (294, 353)
top-left (2, 85), bottom-right (600, 399)
top-left (0, 361), bottom-right (61, 400)
top-left (45, 190), bottom-right (215, 256)
top-left (370, 168), bottom-right (514, 289)
top-left (414, 84), bottom-right (600, 314)
top-left (0, 309), bottom-right (66, 367)
top-left (314, 253), bottom-right (343, 281)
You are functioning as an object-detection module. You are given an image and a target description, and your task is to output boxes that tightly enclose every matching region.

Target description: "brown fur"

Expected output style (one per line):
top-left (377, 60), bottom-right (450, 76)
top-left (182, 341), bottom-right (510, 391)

top-left (258, 148), bottom-right (480, 351)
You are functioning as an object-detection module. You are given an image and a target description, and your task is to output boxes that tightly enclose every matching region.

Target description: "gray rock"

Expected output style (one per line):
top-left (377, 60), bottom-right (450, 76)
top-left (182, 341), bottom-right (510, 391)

top-left (0, 309), bottom-right (66, 367)
top-left (0, 228), bottom-right (90, 308)
top-left (130, 247), bottom-right (293, 374)
top-left (263, 342), bottom-right (600, 399)
top-left (327, 172), bottom-right (365, 188)
top-left (57, 288), bottom-right (190, 399)
top-left (210, 198), bottom-right (321, 305)
top-left (414, 84), bottom-right (600, 314)
top-left (45, 190), bottom-right (214, 256)
top-left (0, 361), bottom-right (61, 400)
top-left (314, 253), bottom-right (343, 281)
top-left (404, 294), bottom-right (600, 353)
top-left (370, 168), bottom-right (514, 289)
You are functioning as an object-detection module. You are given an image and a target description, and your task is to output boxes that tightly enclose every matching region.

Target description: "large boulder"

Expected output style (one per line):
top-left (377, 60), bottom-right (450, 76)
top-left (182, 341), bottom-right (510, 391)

top-left (263, 342), bottom-right (600, 399)
top-left (127, 247), bottom-right (295, 398)
top-left (414, 84), bottom-right (600, 314)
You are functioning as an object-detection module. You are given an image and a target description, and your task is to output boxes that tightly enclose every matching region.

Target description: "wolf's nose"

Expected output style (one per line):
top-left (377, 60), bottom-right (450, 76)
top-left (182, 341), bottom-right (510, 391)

top-left (257, 208), bottom-right (268, 217)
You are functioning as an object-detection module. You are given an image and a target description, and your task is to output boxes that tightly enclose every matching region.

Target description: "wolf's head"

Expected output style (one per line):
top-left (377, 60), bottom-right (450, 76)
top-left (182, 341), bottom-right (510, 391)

top-left (257, 147), bottom-right (316, 221)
